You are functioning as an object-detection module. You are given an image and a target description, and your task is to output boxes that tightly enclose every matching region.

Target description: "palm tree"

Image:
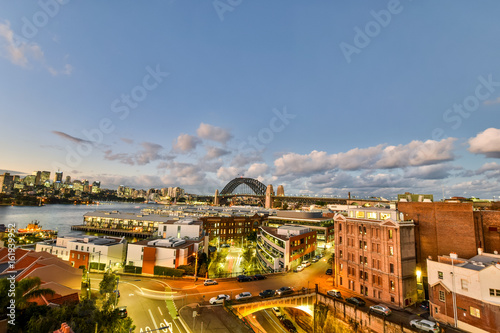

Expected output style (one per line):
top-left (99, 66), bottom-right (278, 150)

top-left (15, 277), bottom-right (55, 309)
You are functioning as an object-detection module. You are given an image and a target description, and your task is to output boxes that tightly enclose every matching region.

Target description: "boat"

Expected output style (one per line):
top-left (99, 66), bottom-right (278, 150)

top-left (16, 220), bottom-right (58, 239)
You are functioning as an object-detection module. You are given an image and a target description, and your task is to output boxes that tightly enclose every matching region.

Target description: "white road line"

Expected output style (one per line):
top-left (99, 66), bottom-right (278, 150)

top-left (148, 309), bottom-right (159, 330)
top-left (172, 319), bottom-right (182, 332)
top-left (158, 306), bottom-right (163, 316)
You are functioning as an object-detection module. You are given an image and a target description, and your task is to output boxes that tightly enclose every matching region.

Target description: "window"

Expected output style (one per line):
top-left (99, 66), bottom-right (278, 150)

top-left (389, 246), bottom-right (394, 256)
top-left (359, 240), bottom-right (363, 249)
top-left (77, 254), bottom-right (80, 259)
top-left (356, 211), bottom-right (365, 218)
top-left (461, 279), bottom-right (468, 291)
top-left (390, 280), bottom-right (395, 291)
top-left (390, 296), bottom-right (395, 303)
top-left (470, 307), bottom-right (480, 318)
top-left (339, 236), bottom-right (342, 244)
top-left (83, 255), bottom-right (86, 260)
top-left (438, 271), bottom-right (443, 279)
top-left (72, 253), bottom-right (74, 258)
top-left (439, 290), bottom-right (445, 302)
top-left (363, 227), bottom-right (366, 235)
top-left (339, 223), bottom-right (342, 231)
top-left (388, 229), bottom-right (393, 239)
top-left (339, 250), bottom-right (343, 258)
top-left (360, 255), bottom-right (363, 264)
top-left (359, 226), bottom-right (363, 234)
top-left (489, 289), bottom-right (500, 296)
top-left (340, 277), bottom-right (342, 285)
top-left (390, 263), bottom-right (394, 274)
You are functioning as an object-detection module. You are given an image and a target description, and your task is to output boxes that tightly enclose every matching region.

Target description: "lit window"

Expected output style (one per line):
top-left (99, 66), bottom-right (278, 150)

top-left (439, 290), bottom-right (445, 302)
top-left (390, 280), bottom-right (395, 290)
top-left (380, 213), bottom-right (390, 220)
top-left (438, 271), bottom-right (443, 279)
top-left (356, 211), bottom-right (365, 218)
top-left (388, 230), bottom-right (393, 239)
top-left (470, 307), bottom-right (480, 318)
top-left (367, 212), bottom-right (377, 219)
top-left (389, 246), bottom-right (394, 256)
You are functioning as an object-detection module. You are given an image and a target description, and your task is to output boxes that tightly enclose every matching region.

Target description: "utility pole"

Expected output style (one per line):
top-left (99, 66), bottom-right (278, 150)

top-left (194, 251), bottom-right (199, 282)
top-left (451, 258), bottom-right (458, 328)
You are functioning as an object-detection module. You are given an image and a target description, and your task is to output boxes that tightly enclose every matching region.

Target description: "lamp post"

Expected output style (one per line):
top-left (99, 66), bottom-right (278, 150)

top-left (451, 258), bottom-right (458, 328)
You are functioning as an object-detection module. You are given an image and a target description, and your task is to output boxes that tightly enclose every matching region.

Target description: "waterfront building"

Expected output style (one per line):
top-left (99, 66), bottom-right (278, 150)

top-left (427, 250), bottom-right (500, 332)
top-left (266, 210), bottom-right (334, 250)
top-left (257, 225), bottom-right (317, 272)
top-left (334, 207), bottom-right (418, 307)
top-left (35, 235), bottom-right (126, 269)
top-left (83, 211), bottom-right (178, 234)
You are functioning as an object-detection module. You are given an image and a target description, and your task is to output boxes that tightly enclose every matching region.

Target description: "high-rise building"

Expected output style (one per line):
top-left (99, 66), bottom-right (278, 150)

top-left (0, 173), bottom-right (14, 194)
top-left (40, 171), bottom-right (51, 184)
top-left (54, 171), bottom-right (63, 183)
top-left (32, 171), bottom-right (41, 185)
top-left (65, 176), bottom-right (71, 184)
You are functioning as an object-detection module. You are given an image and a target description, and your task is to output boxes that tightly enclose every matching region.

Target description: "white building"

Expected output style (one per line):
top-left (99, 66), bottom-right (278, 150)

top-left (157, 218), bottom-right (203, 239)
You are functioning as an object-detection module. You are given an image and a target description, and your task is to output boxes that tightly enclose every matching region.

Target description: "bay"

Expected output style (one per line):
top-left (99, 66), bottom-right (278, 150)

top-left (0, 202), bottom-right (160, 237)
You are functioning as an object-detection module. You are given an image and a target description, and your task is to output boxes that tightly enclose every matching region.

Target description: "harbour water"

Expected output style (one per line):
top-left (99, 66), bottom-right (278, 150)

top-left (0, 202), bottom-right (159, 237)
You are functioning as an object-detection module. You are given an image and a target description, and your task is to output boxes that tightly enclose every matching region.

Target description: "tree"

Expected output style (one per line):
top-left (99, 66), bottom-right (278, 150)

top-left (328, 253), bottom-right (335, 265)
top-left (246, 231), bottom-right (257, 242)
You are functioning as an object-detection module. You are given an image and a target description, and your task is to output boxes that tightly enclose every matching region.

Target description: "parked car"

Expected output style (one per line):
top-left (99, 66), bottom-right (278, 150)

top-left (302, 260), bottom-right (311, 267)
top-left (327, 289), bottom-right (342, 299)
top-left (272, 307), bottom-right (283, 317)
top-left (204, 279), bottom-right (218, 286)
top-left (235, 292), bottom-right (252, 301)
top-left (325, 268), bottom-right (333, 275)
top-left (276, 286), bottom-right (294, 296)
top-left (259, 289), bottom-right (276, 298)
top-left (369, 304), bottom-right (391, 316)
top-left (209, 294), bottom-right (230, 304)
top-left (237, 275), bottom-right (252, 282)
top-left (282, 319), bottom-right (298, 333)
top-left (346, 297), bottom-right (366, 307)
top-left (409, 319), bottom-right (440, 332)
top-left (253, 274), bottom-right (266, 280)
top-left (296, 265), bottom-right (305, 272)
top-left (420, 300), bottom-right (430, 311)
top-left (116, 306), bottom-right (127, 318)
top-left (311, 257), bottom-right (319, 263)
top-left (221, 244), bottom-right (230, 248)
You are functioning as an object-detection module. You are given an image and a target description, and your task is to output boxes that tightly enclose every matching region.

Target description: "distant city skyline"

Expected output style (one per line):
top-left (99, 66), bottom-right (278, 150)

top-left (1, 1), bottom-right (500, 198)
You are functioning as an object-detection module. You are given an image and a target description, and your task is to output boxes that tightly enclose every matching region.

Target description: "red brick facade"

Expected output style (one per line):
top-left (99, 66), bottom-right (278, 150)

top-left (69, 250), bottom-right (89, 269)
top-left (142, 247), bottom-right (156, 274)
top-left (474, 210), bottom-right (500, 254)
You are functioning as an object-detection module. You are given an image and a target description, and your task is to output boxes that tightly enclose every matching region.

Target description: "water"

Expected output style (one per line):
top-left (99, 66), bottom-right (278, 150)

top-left (0, 203), bottom-right (159, 237)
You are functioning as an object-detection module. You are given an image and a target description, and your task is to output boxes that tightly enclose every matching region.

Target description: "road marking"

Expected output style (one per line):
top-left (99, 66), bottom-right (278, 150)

top-left (158, 306), bottom-right (163, 316)
top-left (148, 309), bottom-right (159, 330)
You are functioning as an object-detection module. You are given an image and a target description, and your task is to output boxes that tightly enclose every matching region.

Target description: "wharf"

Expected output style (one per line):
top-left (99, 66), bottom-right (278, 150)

top-left (70, 225), bottom-right (154, 238)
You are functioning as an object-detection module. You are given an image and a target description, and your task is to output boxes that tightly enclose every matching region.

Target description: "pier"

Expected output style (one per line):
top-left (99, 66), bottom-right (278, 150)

top-left (70, 225), bottom-right (154, 238)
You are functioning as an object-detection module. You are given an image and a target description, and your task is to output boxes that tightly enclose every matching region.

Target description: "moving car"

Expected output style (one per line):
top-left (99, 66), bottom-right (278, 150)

top-left (259, 289), bottom-right (276, 298)
top-left (346, 297), bottom-right (366, 307)
top-left (409, 319), bottom-right (440, 332)
top-left (253, 274), bottom-right (266, 280)
top-left (369, 304), bottom-right (391, 316)
top-left (282, 319), bottom-right (298, 333)
top-left (235, 292), bottom-right (252, 301)
top-left (237, 275), bottom-right (252, 282)
top-left (301, 260), bottom-right (311, 267)
top-left (276, 286), bottom-right (294, 296)
top-left (116, 306), bottom-right (127, 318)
top-left (327, 289), bottom-right (342, 299)
top-left (272, 307), bottom-right (283, 317)
top-left (209, 294), bottom-right (230, 304)
top-left (325, 268), bottom-right (333, 275)
top-left (204, 279), bottom-right (218, 286)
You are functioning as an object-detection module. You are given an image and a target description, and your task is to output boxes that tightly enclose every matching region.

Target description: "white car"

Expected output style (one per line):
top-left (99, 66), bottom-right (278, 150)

top-left (235, 292), bottom-right (252, 301)
top-left (409, 319), bottom-right (440, 332)
top-left (296, 265), bottom-right (305, 272)
top-left (302, 261), bottom-right (311, 267)
top-left (369, 304), bottom-right (391, 316)
top-left (209, 294), bottom-right (230, 305)
top-left (204, 279), bottom-right (218, 286)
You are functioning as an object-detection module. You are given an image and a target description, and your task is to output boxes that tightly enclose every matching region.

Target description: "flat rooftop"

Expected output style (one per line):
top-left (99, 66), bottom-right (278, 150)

top-left (84, 211), bottom-right (177, 223)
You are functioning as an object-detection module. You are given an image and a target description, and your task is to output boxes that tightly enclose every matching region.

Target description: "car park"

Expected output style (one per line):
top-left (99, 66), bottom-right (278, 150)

top-left (253, 274), bottom-right (266, 280)
top-left (272, 307), bottom-right (283, 317)
top-left (325, 268), bottom-right (332, 275)
top-left (302, 260), bottom-right (311, 267)
top-left (237, 275), bottom-right (252, 282)
top-left (116, 306), bottom-right (127, 318)
top-left (276, 286), bottom-right (294, 296)
top-left (235, 292), bottom-right (252, 301)
top-left (327, 289), bottom-right (342, 299)
top-left (282, 319), bottom-right (298, 333)
top-left (259, 289), bottom-right (276, 298)
top-left (204, 279), bottom-right (218, 286)
top-left (409, 319), bottom-right (440, 332)
top-left (209, 294), bottom-right (230, 304)
top-left (346, 297), bottom-right (366, 307)
top-left (369, 304), bottom-right (391, 316)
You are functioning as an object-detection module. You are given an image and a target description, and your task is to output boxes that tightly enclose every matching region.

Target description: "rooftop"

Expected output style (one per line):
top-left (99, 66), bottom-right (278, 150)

top-left (84, 211), bottom-right (177, 223)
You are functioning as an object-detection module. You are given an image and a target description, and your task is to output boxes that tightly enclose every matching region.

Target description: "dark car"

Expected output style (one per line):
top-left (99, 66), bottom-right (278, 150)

top-left (221, 244), bottom-right (230, 248)
top-left (259, 289), bottom-right (276, 298)
top-left (276, 286), bottom-right (294, 296)
top-left (325, 268), bottom-right (333, 275)
top-left (282, 319), bottom-right (297, 333)
top-left (253, 274), bottom-right (267, 280)
top-left (237, 275), bottom-right (252, 282)
top-left (420, 300), bottom-right (430, 311)
top-left (116, 306), bottom-right (127, 318)
top-left (346, 297), bottom-right (366, 307)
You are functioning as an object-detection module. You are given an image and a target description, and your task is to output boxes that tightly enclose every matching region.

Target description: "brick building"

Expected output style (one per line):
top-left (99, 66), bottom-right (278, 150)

top-left (201, 214), bottom-right (264, 246)
top-left (334, 208), bottom-right (418, 307)
top-left (398, 202), bottom-right (477, 281)
top-left (427, 251), bottom-right (500, 332)
top-left (474, 210), bottom-right (500, 254)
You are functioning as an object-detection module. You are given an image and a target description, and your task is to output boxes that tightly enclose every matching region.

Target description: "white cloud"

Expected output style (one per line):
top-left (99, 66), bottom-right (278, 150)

top-left (197, 123), bottom-right (232, 144)
top-left (246, 163), bottom-right (269, 178)
top-left (216, 166), bottom-right (241, 182)
top-left (0, 20), bottom-right (71, 75)
top-left (204, 146), bottom-right (230, 160)
top-left (172, 134), bottom-right (201, 153)
top-left (468, 128), bottom-right (500, 158)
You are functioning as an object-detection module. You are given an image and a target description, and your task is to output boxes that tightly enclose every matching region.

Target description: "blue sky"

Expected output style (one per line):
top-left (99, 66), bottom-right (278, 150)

top-left (1, 0), bottom-right (500, 198)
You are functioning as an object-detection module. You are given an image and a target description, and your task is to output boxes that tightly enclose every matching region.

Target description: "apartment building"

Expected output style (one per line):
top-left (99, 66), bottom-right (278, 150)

top-left (334, 207), bottom-right (418, 307)
top-left (201, 215), bottom-right (265, 245)
top-left (83, 211), bottom-right (177, 233)
top-left (427, 250), bottom-right (500, 333)
top-left (257, 225), bottom-right (317, 272)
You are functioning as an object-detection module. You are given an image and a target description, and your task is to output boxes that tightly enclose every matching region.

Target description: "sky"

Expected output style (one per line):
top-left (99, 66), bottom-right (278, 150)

top-left (1, 1), bottom-right (500, 199)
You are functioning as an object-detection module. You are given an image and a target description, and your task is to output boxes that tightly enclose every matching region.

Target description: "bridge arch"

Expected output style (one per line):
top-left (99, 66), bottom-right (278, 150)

top-left (230, 293), bottom-right (315, 318)
top-left (220, 177), bottom-right (267, 196)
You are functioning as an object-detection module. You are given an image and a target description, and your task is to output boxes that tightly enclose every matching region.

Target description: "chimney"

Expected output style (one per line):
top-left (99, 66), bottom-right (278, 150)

top-left (478, 248), bottom-right (483, 255)
top-left (450, 252), bottom-right (458, 259)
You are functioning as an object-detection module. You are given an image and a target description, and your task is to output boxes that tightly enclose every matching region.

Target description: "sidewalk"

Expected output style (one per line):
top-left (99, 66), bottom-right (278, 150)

top-left (179, 303), bottom-right (253, 333)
